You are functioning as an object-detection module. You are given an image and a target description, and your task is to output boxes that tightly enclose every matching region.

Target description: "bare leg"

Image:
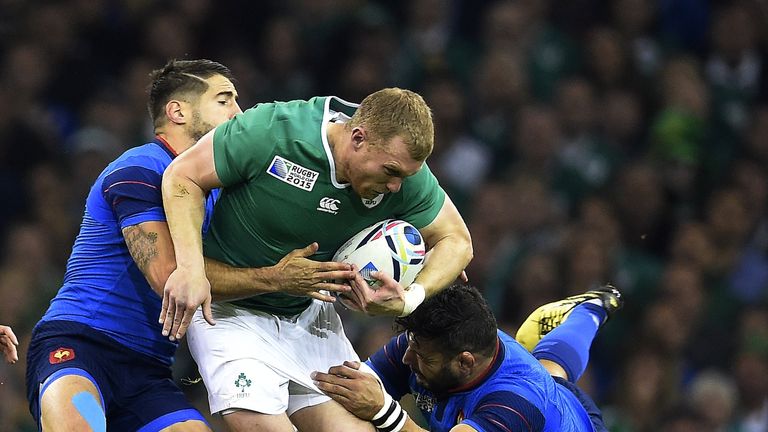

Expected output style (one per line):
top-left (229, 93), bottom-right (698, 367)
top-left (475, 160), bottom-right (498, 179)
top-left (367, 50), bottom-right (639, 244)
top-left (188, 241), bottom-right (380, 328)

top-left (41, 374), bottom-right (104, 432)
top-left (291, 400), bottom-right (374, 432)
top-left (223, 410), bottom-right (296, 432)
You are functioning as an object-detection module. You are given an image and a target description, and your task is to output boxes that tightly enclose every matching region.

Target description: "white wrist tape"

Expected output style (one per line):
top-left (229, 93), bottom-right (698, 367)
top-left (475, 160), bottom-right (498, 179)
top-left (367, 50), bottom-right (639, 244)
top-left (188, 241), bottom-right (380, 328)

top-left (371, 398), bottom-right (407, 432)
top-left (359, 363), bottom-right (408, 432)
top-left (399, 283), bottom-right (426, 317)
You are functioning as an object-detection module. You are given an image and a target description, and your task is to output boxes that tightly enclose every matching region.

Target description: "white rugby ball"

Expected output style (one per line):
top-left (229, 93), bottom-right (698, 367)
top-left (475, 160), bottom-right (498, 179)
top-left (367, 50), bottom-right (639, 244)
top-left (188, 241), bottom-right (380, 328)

top-left (333, 219), bottom-right (426, 290)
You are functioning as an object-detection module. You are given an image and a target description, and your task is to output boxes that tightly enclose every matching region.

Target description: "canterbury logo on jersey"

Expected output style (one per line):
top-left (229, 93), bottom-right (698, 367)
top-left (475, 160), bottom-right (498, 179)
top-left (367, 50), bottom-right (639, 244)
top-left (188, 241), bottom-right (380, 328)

top-left (267, 155), bottom-right (319, 191)
top-left (317, 197), bottom-right (340, 214)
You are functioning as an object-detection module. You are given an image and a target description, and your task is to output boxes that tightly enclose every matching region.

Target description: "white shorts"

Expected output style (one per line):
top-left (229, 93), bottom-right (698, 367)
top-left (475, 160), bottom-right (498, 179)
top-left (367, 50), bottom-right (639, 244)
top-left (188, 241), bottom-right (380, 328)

top-left (187, 300), bottom-right (359, 416)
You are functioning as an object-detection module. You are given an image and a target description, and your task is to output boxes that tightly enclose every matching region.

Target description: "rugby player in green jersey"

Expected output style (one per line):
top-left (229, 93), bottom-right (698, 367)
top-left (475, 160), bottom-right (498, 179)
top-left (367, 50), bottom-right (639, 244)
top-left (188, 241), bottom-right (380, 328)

top-left (161, 88), bottom-right (472, 431)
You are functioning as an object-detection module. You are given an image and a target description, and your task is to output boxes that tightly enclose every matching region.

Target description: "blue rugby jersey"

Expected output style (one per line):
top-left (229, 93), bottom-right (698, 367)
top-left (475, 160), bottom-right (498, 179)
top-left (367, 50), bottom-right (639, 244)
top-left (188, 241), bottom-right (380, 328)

top-left (40, 137), bottom-right (219, 366)
top-left (367, 331), bottom-right (595, 432)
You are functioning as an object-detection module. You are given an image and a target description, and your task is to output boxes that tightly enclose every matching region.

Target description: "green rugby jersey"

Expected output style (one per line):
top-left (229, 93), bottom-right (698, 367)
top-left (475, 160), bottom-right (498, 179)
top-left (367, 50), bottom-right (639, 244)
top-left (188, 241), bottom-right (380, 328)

top-left (207, 96), bottom-right (446, 315)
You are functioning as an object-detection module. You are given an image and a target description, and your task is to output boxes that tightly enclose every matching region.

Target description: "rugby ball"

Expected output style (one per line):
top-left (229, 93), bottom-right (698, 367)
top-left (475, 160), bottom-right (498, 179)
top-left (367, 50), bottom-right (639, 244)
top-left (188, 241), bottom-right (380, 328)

top-left (333, 219), bottom-right (426, 290)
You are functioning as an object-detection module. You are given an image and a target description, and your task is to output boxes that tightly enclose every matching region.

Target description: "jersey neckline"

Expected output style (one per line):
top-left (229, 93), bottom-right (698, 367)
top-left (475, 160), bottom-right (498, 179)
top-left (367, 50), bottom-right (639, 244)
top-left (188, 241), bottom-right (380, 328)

top-left (321, 96), bottom-right (358, 190)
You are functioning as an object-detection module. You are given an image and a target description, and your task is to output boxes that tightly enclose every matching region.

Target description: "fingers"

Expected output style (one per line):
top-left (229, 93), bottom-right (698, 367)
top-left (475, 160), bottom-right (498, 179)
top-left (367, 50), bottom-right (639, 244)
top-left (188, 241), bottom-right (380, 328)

top-left (3, 345), bottom-right (18, 364)
top-left (328, 364), bottom-right (361, 378)
top-left (343, 360), bottom-right (361, 370)
top-left (315, 269), bottom-right (355, 282)
top-left (338, 294), bottom-right (363, 311)
top-left (0, 325), bottom-right (18, 345)
top-left (369, 270), bottom-right (395, 285)
top-left (312, 281), bottom-right (352, 294)
top-left (292, 242), bottom-right (319, 258)
top-left (0, 335), bottom-right (18, 364)
top-left (173, 299), bottom-right (209, 341)
top-left (161, 299), bottom-right (176, 337)
top-left (346, 271), bottom-right (371, 312)
top-left (168, 306), bottom-right (184, 342)
top-left (159, 291), bottom-right (170, 325)
top-left (308, 291), bottom-right (337, 303)
top-left (316, 261), bottom-right (353, 272)
top-left (311, 369), bottom-right (355, 387)
top-left (168, 298), bottom-right (197, 341)
top-left (174, 311), bottom-right (193, 341)
top-left (201, 297), bottom-right (216, 327)
top-left (311, 372), bottom-right (354, 398)
top-left (459, 270), bottom-right (469, 283)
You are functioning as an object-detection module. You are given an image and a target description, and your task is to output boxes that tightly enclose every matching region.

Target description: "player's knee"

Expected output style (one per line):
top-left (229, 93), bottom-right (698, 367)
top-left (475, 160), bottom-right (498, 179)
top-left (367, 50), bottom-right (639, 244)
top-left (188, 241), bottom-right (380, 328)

top-left (41, 375), bottom-right (105, 431)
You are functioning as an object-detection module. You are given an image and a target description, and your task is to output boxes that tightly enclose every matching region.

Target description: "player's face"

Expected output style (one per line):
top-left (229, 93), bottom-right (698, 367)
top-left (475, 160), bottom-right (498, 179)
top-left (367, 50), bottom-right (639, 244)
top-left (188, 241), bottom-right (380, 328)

top-left (402, 332), bottom-right (464, 394)
top-left (347, 135), bottom-right (423, 200)
top-left (188, 74), bottom-right (241, 141)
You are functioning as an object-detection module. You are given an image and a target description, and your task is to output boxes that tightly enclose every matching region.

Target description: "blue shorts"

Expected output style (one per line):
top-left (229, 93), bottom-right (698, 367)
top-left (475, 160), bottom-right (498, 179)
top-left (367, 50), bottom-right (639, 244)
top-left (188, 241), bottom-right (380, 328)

top-left (554, 376), bottom-right (608, 432)
top-left (26, 320), bottom-right (208, 431)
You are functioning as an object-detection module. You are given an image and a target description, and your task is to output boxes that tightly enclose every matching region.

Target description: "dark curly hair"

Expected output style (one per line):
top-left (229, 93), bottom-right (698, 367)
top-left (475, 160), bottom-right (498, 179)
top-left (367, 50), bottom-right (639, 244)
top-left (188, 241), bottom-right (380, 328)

top-left (395, 284), bottom-right (498, 357)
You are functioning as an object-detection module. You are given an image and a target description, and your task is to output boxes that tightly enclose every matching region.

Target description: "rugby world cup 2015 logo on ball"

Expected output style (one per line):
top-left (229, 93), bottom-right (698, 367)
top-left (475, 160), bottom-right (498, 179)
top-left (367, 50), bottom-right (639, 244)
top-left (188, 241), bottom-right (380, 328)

top-left (333, 220), bottom-right (426, 307)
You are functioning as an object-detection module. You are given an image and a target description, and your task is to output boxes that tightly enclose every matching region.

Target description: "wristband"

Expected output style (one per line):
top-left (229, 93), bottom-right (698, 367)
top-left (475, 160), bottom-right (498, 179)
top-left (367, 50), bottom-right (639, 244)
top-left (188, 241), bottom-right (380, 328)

top-left (371, 398), bottom-right (407, 432)
top-left (399, 283), bottom-right (426, 317)
top-left (361, 363), bottom-right (408, 432)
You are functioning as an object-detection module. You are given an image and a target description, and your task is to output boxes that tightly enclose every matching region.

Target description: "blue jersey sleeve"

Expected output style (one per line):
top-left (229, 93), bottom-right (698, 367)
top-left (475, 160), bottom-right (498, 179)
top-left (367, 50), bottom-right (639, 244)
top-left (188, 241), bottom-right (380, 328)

top-left (365, 333), bottom-right (412, 400)
top-left (101, 165), bottom-right (165, 228)
top-left (463, 391), bottom-right (545, 432)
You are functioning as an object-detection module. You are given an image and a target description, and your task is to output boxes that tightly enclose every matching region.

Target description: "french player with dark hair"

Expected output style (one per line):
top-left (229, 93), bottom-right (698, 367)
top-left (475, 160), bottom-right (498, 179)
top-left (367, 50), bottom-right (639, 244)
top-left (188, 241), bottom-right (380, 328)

top-left (312, 283), bottom-right (623, 432)
top-left (24, 59), bottom-right (353, 432)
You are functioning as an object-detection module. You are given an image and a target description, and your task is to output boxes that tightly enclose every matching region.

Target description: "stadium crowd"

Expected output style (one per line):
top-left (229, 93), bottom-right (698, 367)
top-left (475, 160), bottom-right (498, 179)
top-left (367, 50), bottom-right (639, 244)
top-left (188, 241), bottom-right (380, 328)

top-left (0, 0), bottom-right (766, 430)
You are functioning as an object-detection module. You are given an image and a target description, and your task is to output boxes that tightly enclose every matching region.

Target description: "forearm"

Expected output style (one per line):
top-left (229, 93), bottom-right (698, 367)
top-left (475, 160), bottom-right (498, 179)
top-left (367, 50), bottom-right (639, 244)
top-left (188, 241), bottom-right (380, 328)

top-left (400, 418), bottom-right (429, 432)
top-left (161, 170), bottom-right (207, 271)
top-left (415, 233), bottom-right (473, 297)
top-left (205, 258), bottom-right (278, 301)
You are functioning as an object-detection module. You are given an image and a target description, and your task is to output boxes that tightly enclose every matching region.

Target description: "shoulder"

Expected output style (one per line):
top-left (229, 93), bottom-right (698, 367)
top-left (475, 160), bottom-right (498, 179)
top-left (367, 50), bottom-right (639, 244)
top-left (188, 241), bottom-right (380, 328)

top-left (465, 390), bottom-right (545, 432)
top-left (108, 143), bottom-right (170, 173)
top-left (401, 163), bottom-right (440, 193)
top-left (99, 144), bottom-right (170, 190)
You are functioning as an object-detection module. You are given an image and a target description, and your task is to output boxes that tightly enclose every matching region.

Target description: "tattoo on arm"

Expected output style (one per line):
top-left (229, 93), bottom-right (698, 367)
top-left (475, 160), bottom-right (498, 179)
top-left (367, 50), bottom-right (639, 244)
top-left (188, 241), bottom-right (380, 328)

top-left (124, 226), bottom-right (159, 272)
top-left (173, 184), bottom-right (190, 198)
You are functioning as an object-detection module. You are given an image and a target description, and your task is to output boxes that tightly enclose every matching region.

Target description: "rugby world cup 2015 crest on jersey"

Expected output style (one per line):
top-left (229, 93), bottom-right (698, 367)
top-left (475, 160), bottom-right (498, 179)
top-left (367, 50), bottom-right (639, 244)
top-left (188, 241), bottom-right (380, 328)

top-left (267, 155), bottom-right (319, 191)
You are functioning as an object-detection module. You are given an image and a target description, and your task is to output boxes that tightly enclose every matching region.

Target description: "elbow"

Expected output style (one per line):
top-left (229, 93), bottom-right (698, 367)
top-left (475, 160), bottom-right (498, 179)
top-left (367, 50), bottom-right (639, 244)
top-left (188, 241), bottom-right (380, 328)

top-left (463, 232), bottom-right (474, 265)
top-left (149, 261), bottom-right (177, 295)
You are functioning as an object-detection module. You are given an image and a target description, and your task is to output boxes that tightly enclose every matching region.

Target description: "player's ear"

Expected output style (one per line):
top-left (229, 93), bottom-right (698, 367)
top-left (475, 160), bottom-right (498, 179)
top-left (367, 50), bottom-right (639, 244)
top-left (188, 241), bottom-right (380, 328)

top-left (351, 127), bottom-right (366, 149)
top-left (165, 100), bottom-right (186, 125)
top-left (458, 351), bottom-right (475, 372)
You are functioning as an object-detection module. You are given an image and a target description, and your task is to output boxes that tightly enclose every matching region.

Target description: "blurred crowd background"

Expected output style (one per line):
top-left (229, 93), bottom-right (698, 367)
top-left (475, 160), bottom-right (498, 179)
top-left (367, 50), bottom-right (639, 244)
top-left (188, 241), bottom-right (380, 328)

top-left (0, 0), bottom-right (767, 430)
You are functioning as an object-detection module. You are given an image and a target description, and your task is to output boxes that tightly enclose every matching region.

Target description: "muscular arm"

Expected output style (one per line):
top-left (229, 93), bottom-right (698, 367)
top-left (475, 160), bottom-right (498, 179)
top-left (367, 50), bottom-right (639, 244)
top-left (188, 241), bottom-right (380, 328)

top-left (162, 129), bottom-right (222, 273)
top-left (123, 222), bottom-right (175, 295)
top-left (123, 221), bottom-right (276, 301)
top-left (414, 194), bottom-right (473, 297)
top-left (312, 361), bottom-right (478, 432)
top-left (160, 129), bottom-right (223, 339)
top-left (348, 195), bottom-right (473, 315)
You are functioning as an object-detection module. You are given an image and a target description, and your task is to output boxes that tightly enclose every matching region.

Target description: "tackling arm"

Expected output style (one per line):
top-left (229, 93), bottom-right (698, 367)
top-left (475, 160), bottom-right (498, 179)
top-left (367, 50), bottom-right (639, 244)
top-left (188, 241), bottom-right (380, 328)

top-left (124, 221), bottom-right (354, 303)
top-left (414, 194), bottom-right (473, 297)
top-left (160, 129), bottom-right (223, 340)
top-left (312, 361), bottom-right (478, 432)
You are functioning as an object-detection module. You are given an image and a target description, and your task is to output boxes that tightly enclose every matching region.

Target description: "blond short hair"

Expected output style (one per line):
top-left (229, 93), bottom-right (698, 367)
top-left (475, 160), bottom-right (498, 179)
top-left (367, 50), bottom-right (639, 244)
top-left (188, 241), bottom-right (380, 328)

top-left (348, 88), bottom-right (434, 162)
